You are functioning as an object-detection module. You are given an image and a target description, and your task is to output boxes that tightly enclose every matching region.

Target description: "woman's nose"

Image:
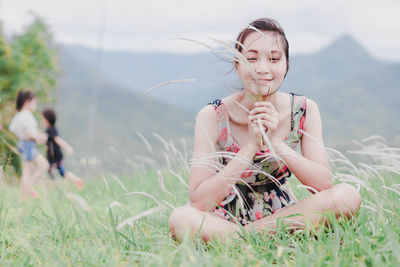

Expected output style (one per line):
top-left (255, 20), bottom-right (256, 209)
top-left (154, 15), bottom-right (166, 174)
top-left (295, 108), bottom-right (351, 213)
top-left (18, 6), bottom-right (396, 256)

top-left (255, 58), bottom-right (270, 74)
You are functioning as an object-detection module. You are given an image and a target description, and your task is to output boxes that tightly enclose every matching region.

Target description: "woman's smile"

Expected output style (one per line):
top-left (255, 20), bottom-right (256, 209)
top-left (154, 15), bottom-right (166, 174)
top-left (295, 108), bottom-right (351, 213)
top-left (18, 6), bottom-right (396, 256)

top-left (257, 78), bottom-right (273, 84)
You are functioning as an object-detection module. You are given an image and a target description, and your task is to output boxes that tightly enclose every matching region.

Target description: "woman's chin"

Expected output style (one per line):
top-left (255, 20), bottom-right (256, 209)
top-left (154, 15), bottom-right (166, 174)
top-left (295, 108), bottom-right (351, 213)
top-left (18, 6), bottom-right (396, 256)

top-left (258, 86), bottom-right (277, 96)
top-left (244, 84), bottom-right (278, 99)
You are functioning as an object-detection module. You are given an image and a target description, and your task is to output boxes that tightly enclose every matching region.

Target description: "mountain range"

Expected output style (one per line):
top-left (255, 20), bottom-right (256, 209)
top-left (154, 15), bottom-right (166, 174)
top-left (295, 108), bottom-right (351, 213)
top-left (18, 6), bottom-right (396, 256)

top-left (55, 35), bottom-right (400, 172)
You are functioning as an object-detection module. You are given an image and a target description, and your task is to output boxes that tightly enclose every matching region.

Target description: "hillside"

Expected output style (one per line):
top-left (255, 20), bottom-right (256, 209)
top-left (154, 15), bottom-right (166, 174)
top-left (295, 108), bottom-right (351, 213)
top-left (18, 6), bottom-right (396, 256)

top-left (283, 35), bottom-right (400, 147)
top-left (60, 45), bottom-right (234, 111)
top-left (55, 49), bottom-right (194, 173)
top-left (60, 35), bottom-right (400, 148)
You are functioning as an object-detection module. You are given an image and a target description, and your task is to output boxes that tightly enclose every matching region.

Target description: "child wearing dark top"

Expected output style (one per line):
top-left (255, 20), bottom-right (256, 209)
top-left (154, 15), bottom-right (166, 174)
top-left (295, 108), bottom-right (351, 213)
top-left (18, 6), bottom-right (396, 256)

top-left (46, 125), bottom-right (65, 178)
top-left (42, 108), bottom-right (84, 189)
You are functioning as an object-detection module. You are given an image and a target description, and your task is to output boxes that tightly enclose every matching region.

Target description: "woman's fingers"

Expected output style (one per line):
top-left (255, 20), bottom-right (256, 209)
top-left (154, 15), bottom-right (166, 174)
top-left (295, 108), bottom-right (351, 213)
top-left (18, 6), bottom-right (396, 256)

top-left (250, 106), bottom-right (274, 115)
top-left (249, 113), bottom-right (278, 125)
top-left (249, 101), bottom-right (279, 132)
top-left (250, 117), bottom-right (278, 132)
top-left (254, 101), bottom-right (276, 110)
top-left (248, 101), bottom-right (279, 144)
top-left (250, 103), bottom-right (278, 121)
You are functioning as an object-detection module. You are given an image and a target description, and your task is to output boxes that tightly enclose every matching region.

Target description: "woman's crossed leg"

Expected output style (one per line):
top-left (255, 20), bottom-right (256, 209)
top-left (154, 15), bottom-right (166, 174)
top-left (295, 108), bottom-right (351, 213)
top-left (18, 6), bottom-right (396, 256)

top-left (169, 183), bottom-right (361, 242)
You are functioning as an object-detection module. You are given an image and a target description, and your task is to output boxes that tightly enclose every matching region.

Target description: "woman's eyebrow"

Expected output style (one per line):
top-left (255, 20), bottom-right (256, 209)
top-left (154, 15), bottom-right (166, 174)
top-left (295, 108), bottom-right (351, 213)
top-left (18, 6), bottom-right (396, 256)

top-left (244, 50), bottom-right (257, 54)
top-left (270, 50), bottom-right (282, 55)
top-left (244, 50), bottom-right (282, 56)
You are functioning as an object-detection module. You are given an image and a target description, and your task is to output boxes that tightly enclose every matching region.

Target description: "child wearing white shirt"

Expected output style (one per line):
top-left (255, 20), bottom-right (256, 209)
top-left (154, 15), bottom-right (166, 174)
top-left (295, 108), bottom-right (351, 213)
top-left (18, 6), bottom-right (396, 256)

top-left (9, 90), bottom-right (49, 200)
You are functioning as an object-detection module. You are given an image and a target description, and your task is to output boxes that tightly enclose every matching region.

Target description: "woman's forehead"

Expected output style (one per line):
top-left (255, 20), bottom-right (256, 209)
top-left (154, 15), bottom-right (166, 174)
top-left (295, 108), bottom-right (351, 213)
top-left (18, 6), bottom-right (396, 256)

top-left (242, 31), bottom-right (285, 52)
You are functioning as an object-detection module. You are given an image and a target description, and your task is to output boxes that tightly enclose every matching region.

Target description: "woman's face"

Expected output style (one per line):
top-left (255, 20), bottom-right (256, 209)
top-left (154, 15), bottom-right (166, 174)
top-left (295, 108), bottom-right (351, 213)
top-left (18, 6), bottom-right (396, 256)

top-left (236, 31), bottom-right (288, 97)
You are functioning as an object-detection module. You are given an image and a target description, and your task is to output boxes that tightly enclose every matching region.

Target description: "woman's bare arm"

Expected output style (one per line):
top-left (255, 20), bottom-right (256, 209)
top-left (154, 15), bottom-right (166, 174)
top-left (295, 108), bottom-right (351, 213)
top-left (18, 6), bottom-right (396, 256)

top-left (272, 99), bottom-right (332, 192)
top-left (189, 105), bottom-right (258, 212)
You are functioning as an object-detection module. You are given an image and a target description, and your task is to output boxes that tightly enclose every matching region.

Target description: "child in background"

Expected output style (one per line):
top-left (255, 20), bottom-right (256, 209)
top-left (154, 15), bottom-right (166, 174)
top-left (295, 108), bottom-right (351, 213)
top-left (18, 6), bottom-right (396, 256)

top-left (42, 108), bottom-right (84, 189)
top-left (9, 90), bottom-right (49, 200)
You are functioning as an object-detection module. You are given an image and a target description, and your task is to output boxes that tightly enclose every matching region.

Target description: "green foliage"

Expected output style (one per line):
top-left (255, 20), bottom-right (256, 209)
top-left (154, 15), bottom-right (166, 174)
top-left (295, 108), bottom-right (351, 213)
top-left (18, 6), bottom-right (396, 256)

top-left (0, 129), bottom-right (21, 177)
top-left (0, 31), bottom-right (16, 105)
top-left (9, 14), bottom-right (58, 102)
top-left (0, 14), bottom-right (58, 176)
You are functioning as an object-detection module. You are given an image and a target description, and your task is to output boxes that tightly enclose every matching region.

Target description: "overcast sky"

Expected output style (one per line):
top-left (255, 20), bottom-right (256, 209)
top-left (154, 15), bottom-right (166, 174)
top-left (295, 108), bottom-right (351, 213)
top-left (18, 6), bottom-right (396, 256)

top-left (1, 0), bottom-right (400, 61)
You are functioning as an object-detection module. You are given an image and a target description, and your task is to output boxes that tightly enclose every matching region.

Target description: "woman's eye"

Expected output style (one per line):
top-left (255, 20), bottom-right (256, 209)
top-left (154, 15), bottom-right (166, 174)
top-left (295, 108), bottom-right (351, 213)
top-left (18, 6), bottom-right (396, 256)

top-left (270, 57), bottom-right (280, 62)
top-left (247, 57), bottom-right (257, 62)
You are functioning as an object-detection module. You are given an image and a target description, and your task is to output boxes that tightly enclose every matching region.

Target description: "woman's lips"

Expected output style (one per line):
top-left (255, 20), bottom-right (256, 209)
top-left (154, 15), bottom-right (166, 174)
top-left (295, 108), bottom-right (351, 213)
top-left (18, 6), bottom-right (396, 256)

top-left (257, 78), bottom-right (273, 84)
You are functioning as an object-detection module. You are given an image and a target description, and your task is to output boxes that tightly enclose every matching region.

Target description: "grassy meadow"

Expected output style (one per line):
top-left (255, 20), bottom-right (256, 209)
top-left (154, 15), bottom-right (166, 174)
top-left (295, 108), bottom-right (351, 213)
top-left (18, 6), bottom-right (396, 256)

top-left (0, 136), bottom-right (399, 266)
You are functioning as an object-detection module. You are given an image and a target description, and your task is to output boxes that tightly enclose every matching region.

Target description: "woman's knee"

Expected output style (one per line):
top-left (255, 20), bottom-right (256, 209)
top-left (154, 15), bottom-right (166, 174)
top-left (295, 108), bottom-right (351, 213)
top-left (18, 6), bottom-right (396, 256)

top-left (331, 183), bottom-right (361, 216)
top-left (169, 205), bottom-right (194, 230)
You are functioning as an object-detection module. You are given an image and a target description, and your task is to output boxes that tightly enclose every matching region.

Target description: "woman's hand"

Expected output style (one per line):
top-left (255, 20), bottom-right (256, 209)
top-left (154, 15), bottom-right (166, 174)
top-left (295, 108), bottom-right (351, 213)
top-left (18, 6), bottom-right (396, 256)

top-left (248, 102), bottom-right (284, 147)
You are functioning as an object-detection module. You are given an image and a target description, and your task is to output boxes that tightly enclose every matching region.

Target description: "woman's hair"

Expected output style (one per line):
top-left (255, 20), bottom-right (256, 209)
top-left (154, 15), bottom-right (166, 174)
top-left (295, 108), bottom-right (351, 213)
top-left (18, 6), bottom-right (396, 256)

top-left (16, 89), bottom-right (36, 111)
top-left (42, 108), bottom-right (56, 126)
top-left (235, 18), bottom-right (289, 73)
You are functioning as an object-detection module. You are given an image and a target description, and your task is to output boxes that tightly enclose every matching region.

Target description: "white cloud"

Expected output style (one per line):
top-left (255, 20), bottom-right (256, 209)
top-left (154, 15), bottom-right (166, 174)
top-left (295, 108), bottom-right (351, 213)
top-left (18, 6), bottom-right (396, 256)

top-left (1, 0), bottom-right (400, 60)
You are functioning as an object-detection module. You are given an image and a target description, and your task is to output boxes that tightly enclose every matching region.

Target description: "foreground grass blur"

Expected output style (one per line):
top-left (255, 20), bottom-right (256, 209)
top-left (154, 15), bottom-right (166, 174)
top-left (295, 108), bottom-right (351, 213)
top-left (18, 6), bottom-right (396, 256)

top-left (0, 136), bottom-right (399, 266)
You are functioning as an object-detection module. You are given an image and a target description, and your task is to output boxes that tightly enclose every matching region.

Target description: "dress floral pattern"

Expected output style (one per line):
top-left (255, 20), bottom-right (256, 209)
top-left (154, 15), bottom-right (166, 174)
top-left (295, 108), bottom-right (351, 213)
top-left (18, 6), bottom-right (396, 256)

top-left (210, 93), bottom-right (307, 225)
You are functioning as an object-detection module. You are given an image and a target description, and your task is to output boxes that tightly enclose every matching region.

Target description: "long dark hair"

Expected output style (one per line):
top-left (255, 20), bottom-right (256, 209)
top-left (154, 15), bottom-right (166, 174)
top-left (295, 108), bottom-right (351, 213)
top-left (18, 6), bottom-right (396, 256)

top-left (16, 89), bottom-right (35, 111)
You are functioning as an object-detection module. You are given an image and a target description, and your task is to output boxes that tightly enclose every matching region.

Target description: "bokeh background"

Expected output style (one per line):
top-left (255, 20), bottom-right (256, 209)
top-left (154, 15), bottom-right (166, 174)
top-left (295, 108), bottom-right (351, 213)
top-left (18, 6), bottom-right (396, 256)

top-left (1, 0), bottom-right (399, 176)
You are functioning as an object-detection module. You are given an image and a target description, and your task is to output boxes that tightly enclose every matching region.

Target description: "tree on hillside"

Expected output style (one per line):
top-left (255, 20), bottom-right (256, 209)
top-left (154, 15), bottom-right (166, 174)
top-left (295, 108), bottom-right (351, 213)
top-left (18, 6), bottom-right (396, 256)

top-left (10, 14), bottom-right (58, 102)
top-left (0, 15), bottom-right (58, 177)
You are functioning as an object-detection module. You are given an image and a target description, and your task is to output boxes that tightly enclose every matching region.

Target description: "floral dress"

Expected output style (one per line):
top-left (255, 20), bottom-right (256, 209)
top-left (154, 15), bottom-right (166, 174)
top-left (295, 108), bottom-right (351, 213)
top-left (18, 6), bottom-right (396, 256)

top-left (210, 93), bottom-right (307, 225)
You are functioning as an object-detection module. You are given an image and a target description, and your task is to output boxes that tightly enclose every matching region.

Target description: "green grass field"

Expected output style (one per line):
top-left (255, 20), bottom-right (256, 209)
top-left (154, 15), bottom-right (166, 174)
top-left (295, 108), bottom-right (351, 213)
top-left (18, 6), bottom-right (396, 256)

top-left (0, 137), bottom-right (399, 266)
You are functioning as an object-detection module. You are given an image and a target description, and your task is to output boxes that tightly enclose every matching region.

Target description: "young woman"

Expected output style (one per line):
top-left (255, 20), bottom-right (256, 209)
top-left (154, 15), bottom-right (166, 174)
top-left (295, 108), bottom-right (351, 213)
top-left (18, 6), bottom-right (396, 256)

top-left (9, 90), bottom-right (49, 200)
top-left (169, 18), bottom-right (361, 242)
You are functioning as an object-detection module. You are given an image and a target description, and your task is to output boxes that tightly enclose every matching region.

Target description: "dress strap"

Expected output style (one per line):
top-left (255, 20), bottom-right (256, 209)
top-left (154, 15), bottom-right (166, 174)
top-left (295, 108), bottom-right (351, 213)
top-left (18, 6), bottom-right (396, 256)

top-left (289, 93), bottom-right (307, 135)
top-left (208, 99), bottom-right (239, 152)
top-left (290, 93), bottom-right (294, 131)
top-left (209, 99), bottom-right (230, 148)
top-left (209, 99), bottom-right (228, 124)
top-left (209, 99), bottom-right (223, 108)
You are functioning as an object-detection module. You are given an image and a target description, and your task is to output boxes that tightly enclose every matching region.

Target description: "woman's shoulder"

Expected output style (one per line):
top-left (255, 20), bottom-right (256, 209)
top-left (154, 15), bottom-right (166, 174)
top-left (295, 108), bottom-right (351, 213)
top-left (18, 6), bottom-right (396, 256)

top-left (194, 102), bottom-right (221, 141)
top-left (304, 97), bottom-right (317, 106)
top-left (197, 96), bottom-right (233, 125)
top-left (196, 102), bottom-right (219, 124)
top-left (302, 96), bottom-right (322, 130)
top-left (199, 96), bottom-right (231, 117)
top-left (304, 98), bottom-right (320, 117)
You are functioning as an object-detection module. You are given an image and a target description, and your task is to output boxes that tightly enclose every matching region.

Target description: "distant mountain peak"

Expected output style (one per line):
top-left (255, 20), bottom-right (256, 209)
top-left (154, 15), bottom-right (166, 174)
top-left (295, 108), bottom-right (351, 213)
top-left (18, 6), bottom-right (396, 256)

top-left (317, 34), bottom-right (373, 61)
